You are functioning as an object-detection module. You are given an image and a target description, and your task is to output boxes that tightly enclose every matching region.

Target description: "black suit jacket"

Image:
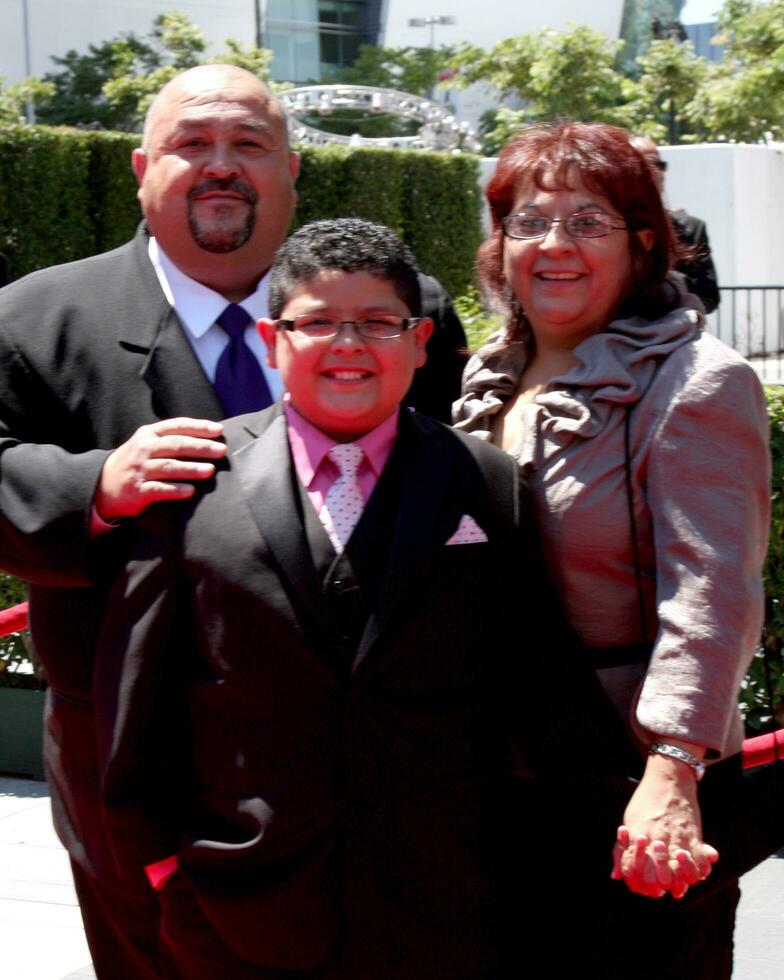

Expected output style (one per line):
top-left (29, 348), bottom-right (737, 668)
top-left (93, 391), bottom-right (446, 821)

top-left (94, 406), bottom-right (634, 977)
top-left (0, 223), bottom-right (465, 875)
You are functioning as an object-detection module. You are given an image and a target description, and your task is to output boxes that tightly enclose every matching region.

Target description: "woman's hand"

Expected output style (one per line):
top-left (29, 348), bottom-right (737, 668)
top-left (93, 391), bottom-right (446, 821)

top-left (610, 745), bottom-right (719, 899)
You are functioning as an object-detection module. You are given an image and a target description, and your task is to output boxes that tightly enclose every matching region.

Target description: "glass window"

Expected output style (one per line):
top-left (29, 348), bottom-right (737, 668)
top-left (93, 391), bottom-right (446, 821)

top-left (320, 31), bottom-right (340, 67)
top-left (267, 0), bottom-right (366, 80)
top-left (340, 3), bottom-right (362, 28)
top-left (319, 0), bottom-right (339, 24)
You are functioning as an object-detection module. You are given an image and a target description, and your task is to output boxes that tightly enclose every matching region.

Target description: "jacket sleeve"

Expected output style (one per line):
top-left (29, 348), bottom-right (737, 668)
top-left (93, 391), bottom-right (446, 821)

top-left (637, 356), bottom-right (770, 755)
top-left (0, 313), bottom-right (109, 585)
top-left (94, 507), bottom-right (189, 870)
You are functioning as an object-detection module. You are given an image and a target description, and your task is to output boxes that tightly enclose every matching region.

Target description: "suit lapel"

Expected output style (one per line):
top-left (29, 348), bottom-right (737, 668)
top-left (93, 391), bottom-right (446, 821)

top-left (230, 408), bottom-right (325, 628)
top-left (117, 224), bottom-right (225, 422)
top-left (140, 308), bottom-right (225, 420)
top-left (353, 413), bottom-right (459, 672)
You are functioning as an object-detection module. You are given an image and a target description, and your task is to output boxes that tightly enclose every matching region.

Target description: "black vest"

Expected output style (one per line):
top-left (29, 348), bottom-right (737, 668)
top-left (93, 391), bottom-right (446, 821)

top-left (294, 439), bottom-right (406, 674)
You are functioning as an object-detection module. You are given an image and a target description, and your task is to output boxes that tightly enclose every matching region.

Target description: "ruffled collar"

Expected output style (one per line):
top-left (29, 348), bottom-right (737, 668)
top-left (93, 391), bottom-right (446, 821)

top-left (453, 301), bottom-right (703, 469)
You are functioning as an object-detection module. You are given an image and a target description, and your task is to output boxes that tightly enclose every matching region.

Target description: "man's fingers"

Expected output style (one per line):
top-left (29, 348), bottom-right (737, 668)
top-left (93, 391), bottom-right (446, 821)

top-left (135, 481), bottom-right (197, 504)
top-left (143, 459), bottom-right (217, 481)
top-left (631, 834), bottom-right (650, 878)
top-left (673, 849), bottom-right (703, 885)
top-left (694, 842), bottom-right (719, 880)
top-left (700, 843), bottom-right (720, 867)
top-left (611, 845), bottom-right (624, 879)
top-left (650, 841), bottom-right (674, 888)
top-left (143, 435), bottom-right (226, 460)
top-left (149, 418), bottom-right (224, 439)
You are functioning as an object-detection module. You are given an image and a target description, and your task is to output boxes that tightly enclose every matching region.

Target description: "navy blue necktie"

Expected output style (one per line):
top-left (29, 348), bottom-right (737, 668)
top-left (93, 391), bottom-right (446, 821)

top-left (213, 304), bottom-right (273, 418)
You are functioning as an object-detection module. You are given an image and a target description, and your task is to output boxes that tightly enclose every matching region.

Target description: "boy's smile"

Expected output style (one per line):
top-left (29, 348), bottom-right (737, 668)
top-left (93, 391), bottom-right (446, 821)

top-left (258, 270), bottom-right (432, 441)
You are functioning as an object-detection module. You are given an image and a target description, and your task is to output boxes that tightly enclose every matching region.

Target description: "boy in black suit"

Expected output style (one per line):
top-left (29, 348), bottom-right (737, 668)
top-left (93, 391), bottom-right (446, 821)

top-left (95, 219), bottom-right (630, 978)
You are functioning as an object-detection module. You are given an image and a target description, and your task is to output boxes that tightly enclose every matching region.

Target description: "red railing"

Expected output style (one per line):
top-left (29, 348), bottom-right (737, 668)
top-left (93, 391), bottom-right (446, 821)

top-left (0, 601), bottom-right (781, 769)
top-left (0, 602), bottom-right (29, 635)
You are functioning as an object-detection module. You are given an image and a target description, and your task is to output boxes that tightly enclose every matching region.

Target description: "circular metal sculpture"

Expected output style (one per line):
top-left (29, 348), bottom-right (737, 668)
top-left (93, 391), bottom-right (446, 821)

top-left (279, 84), bottom-right (481, 154)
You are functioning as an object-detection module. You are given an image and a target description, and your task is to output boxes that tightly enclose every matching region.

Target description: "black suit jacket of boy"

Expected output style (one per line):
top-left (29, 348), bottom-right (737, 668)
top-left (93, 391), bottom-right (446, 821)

top-left (94, 405), bottom-right (634, 978)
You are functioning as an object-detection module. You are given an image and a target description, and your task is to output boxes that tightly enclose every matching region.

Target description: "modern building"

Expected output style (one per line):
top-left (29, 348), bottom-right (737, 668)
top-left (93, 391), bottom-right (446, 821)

top-left (1, 0), bottom-right (628, 88)
top-left (684, 21), bottom-right (724, 62)
top-left (0, 0), bottom-right (381, 87)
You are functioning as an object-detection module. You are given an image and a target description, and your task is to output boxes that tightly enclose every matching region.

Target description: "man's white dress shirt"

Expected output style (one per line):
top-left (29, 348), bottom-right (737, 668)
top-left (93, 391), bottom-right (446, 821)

top-left (148, 237), bottom-right (284, 401)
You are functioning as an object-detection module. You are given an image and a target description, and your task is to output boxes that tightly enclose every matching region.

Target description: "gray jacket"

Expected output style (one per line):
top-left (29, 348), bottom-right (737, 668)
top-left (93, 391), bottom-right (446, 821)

top-left (455, 301), bottom-right (770, 757)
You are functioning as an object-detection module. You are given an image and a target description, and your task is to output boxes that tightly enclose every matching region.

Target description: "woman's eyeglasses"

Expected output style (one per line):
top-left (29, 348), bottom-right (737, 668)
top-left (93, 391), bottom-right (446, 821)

top-left (502, 211), bottom-right (629, 240)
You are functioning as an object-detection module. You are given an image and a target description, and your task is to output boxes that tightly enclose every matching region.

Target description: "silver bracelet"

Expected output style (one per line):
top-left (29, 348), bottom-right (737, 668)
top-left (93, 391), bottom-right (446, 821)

top-left (649, 742), bottom-right (706, 781)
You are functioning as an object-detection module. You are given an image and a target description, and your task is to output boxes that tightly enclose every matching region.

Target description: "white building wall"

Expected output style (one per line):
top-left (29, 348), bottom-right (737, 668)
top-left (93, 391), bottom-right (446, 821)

top-left (660, 142), bottom-right (784, 287)
top-left (0, 0), bottom-right (255, 84)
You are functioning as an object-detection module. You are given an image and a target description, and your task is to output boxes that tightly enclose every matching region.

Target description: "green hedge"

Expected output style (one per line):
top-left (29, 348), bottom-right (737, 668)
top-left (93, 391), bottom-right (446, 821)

top-left (0, 127), bottom-right (481, 297)
top-left (742, 386), bottom-right (784, 730)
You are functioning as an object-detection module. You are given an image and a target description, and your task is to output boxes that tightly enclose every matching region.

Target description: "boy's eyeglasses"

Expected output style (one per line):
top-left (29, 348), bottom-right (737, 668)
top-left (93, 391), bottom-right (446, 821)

top-left (275, 314), bottom-right (422, 340)
top-left (502, 211), bottom-right (629, 240)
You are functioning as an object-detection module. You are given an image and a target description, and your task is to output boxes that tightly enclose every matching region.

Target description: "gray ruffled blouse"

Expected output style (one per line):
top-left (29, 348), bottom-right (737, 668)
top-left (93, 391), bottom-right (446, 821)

top-left (454, 302), bottom-right (770, 756)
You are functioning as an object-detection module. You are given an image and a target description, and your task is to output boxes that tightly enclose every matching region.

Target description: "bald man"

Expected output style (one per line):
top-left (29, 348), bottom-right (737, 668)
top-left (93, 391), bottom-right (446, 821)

top-left (631, 136), bottom-right (720, 314)
top-left (0, 65), bottom-right (466, 977)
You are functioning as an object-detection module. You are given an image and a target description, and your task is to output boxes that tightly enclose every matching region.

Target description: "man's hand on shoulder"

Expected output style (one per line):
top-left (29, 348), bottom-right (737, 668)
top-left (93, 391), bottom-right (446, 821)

top-left (94, 418), bottom-right (226, 521)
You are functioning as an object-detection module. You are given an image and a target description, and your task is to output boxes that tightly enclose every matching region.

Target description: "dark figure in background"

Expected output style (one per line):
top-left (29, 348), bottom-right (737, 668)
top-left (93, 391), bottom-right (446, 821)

top-left (632, 135), bottom-right (721, 313)
top-left (0, 65), bottom-right (465, 979)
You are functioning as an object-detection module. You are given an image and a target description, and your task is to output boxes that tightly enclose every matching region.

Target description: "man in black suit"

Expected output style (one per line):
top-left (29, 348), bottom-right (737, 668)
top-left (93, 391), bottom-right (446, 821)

top-left (94, 219), bottom-right (633, 978)
top-left (632, 136), bottom-right (720, 313)
top-left (0, 66), bottom-right (465, 978)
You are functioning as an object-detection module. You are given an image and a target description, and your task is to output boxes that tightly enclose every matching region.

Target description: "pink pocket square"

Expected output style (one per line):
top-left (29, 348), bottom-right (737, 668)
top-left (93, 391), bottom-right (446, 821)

top-left (446, 514), bottom-right (488, 545)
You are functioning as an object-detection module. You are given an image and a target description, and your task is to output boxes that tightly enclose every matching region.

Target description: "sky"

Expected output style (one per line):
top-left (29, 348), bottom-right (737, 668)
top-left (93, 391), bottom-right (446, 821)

top-left (680, 0), bottom-right (724, 23)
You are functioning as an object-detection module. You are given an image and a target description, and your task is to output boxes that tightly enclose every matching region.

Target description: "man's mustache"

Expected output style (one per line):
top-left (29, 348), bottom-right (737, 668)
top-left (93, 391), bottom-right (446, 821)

top-left (188, 178), bottom-right (259, 205)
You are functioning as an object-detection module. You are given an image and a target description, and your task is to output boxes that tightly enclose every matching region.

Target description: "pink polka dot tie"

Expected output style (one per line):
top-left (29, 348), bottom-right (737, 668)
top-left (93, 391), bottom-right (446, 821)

top-left (320, 444), bottom-right (365, 554)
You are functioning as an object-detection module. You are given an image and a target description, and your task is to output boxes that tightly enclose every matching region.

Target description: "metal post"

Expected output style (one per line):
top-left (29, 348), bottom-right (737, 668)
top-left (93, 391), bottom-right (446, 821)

top-left (254, 0), bottom-right (263, 49)
top-left (21, 0), bottom-right (35, 124)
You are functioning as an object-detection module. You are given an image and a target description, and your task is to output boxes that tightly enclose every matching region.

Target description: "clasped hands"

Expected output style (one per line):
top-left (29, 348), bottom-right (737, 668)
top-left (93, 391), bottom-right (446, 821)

top-left (611, 748), bottom-right (718, 900)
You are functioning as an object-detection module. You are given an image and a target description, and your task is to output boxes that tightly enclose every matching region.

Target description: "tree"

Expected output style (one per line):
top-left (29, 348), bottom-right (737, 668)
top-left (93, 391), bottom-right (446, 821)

top-left (34, 10), bottom-right (273, 132)
top-left (620, 38), bottom-right (707, 142)
top-left (449, 24), bottom-right (628, 153)
top-left (0, 76), bottom-right (54, 125)
top-left (688, 0), bottom-right (784, 141)
top-left (333, 44), bottom-right (455, 96)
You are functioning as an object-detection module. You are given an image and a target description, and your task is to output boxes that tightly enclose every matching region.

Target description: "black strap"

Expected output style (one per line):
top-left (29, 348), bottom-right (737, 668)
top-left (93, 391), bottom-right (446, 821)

top-left (624, 405), bottom-right (651, 648)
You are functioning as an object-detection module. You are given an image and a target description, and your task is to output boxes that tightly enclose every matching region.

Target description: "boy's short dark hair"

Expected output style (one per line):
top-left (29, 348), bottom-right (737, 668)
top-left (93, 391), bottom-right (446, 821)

top-left (268, 218), bottom-right (423, 318)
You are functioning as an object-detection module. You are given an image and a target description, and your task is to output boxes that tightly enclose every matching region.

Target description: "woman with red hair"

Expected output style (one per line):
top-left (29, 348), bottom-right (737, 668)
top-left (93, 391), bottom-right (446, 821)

top-left (454, 122), bottom-right (770, 976)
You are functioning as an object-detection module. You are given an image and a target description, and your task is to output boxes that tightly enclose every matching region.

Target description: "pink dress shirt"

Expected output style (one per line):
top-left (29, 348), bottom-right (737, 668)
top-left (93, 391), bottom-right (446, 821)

top-left (283, 396), bottom-right (399, 515)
